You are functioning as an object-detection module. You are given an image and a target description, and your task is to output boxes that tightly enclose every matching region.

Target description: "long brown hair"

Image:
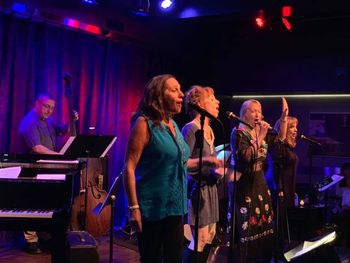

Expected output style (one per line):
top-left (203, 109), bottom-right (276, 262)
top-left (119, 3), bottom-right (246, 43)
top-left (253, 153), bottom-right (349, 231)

top-left (132, 74), bottom-right (175, 126)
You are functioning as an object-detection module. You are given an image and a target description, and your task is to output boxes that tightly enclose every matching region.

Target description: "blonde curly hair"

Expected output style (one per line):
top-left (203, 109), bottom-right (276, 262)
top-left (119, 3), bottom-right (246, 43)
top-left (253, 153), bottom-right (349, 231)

top-left (184, 85), bottom-right (214, 119)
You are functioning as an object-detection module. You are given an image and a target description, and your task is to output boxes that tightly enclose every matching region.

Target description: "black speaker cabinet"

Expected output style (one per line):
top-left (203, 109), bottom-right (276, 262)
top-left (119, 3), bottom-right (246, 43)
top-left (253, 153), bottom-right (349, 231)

top-left (66, 231), bottom-right (99, 263)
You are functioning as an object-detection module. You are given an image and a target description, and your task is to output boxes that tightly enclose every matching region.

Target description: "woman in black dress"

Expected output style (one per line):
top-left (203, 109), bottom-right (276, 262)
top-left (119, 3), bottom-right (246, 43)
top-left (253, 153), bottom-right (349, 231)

top-left (271, 116), bottom-right (299, 208)
top-left (268, 116), bottom-right (299, 259)
top-left (230, 98), bottom-right (288, 262)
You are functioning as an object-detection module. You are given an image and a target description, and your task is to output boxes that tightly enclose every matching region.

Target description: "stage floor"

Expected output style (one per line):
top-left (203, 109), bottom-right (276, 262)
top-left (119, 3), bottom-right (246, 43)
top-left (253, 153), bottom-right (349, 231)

top-left (1, 231), bottom-right (349, 263)
top-left (0, 234), bottom-right (139, 263)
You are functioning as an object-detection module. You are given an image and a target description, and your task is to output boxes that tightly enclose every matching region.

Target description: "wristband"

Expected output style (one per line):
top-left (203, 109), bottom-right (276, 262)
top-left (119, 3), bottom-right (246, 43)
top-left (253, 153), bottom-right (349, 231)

top-left (128, 205), bottom-right (140, 211)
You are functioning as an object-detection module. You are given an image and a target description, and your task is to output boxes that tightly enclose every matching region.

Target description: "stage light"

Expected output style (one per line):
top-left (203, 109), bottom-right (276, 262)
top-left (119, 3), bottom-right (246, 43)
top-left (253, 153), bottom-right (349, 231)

top-left (231, 94), bottom-right (350, 99)
top-left (255, 10), bottom-right (267, 29)
top-left (160, 0), bottom-right (173, 9)
top-left (282, 17), bottom-right (292, 32)
top-left (64, 18), bottom-right (80, 29)
top-left (64, 18), bottom-right (102, 35)
top-left (81, 0), bottom-right (99, 5)
top-left (281, 6), bottom-right (293, 32)
top-left (179, 8), bottom-right (199, 18)
top-left (12, 2), bottom-right (27, 13)
top-left (282, 6), bottom-right (292, 17)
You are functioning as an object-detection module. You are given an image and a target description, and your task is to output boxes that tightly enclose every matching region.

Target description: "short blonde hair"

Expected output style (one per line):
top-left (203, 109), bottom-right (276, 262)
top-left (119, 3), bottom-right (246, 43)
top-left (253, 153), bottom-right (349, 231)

top-left (239, 99), bottom-right (261, 123)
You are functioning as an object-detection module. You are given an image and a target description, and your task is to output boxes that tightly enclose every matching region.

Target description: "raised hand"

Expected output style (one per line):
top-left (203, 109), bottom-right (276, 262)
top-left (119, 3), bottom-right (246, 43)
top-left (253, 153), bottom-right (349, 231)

top-left (281, 97), bottom-right (289, 119)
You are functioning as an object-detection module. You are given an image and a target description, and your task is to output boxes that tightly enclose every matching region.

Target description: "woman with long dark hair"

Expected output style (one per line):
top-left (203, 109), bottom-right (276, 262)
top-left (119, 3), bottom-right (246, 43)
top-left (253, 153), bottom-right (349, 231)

top-left (123, 75), bottom-right (220, 262)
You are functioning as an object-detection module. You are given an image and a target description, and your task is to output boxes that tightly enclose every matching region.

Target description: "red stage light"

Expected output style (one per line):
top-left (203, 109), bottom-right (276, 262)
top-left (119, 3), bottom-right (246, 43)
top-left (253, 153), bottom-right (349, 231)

top-left (255, 17), bottom-right (266, 28)
top-left (255, 10), bottom-right (266, 29)
top-left (64, 18), bottom-right (80, 29)
top-left (281, 6), bottom-right (293, 32)
top-left (282, 6), bottom-right (292, 17)
top-left (282, 17), bottom-right (292, 32)
top-left (83, 24), bottom-right (101, 34)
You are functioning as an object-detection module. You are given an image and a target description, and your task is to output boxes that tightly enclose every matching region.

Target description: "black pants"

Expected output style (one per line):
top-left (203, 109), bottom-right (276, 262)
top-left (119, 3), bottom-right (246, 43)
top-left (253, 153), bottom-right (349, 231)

top-left (136, 215), bottom-right (184, 263)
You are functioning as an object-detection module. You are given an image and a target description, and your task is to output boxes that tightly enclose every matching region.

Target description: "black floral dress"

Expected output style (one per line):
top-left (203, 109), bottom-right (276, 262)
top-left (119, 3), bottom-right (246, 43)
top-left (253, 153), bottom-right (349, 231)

top-left (230, 128), bottom-right (275, 262)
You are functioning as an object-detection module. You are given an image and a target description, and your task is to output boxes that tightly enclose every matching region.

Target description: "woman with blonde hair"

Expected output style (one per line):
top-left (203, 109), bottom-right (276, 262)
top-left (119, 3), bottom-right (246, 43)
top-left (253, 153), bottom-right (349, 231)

top-left (230, 98), bottom-right (288, 262)
top-left (271, 116), bottom-right (299, 207)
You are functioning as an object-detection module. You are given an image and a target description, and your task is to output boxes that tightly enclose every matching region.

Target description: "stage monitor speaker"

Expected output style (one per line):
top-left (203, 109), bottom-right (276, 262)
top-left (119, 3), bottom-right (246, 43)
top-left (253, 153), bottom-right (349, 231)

top-left (66, 231), bottom-right (99, 263)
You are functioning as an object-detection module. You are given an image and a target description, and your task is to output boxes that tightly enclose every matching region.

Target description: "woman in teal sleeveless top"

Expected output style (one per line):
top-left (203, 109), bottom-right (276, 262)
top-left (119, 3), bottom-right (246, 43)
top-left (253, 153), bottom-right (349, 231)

top-left (123, 74), bottom-right (190, 263)
top-left (124, 75), bottom-right (222, 262)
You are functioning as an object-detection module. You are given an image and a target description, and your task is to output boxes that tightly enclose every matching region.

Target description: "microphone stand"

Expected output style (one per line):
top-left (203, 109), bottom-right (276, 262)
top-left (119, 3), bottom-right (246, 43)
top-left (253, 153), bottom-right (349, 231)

top-left (229, 123), bottom-right (239, 261)
top-left (193, 114), bottom-right (205, 262)
top-left (92, 171), bottom-right (123, 263)
top-left (307, 145), bottom-right (314, 195)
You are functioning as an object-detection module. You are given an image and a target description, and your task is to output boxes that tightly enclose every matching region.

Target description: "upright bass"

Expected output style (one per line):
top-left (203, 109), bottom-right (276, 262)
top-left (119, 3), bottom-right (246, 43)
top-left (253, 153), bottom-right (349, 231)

top-left (64, 75), bottom-right (111, 237)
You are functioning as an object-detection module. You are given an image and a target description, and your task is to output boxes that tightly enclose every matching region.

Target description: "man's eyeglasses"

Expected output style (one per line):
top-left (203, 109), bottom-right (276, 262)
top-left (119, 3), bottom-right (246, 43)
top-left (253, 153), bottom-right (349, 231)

top-left (42, 103), bottom-right (55, 110)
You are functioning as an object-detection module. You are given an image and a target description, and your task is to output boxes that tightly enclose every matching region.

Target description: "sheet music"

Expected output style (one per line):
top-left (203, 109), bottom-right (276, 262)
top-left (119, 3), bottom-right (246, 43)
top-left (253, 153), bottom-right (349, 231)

top-left (319, 174), bottom-right (344, 191)
top-left (37, 159), bottom-right (79, 164)
top-left (59, 136), bottom-right (76, 154)
top-left (58, 135), bottom-right (116, 158)
top-left (36, 174), bottom-right (66, 180)
top-left (0, 166), bottom-right (21, 179)
top-left (284, 231), bottom-right (336, 261)
top-left (101, 136), bottom-right (117, 157)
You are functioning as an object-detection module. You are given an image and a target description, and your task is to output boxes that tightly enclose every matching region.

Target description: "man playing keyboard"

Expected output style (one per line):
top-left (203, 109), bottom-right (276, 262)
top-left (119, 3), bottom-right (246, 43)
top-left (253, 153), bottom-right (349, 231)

top-left (18, 93), bottom-right (78, 254)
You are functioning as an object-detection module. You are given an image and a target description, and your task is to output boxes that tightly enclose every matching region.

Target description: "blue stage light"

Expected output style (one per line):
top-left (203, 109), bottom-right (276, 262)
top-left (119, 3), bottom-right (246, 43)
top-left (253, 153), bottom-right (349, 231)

top-left (160, 0), bottom-right (173, 9)
top-left (81, 0), bottom-right (98, 5)
top-left (12, 2), bottom-right (27, 13)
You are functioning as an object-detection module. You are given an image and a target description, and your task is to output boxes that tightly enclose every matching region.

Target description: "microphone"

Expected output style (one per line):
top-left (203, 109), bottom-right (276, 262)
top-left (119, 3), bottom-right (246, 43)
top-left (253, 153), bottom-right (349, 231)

top-left (299, 134), bottom-right (322, 147)
top-left (226, 111), bottom-right (254, 129)
top-left (255, 121), bottom-right (273, 130)
top-left (254, 120), bottom-right (278, 134)
top-left (188, 103), bottom-right (218, 120)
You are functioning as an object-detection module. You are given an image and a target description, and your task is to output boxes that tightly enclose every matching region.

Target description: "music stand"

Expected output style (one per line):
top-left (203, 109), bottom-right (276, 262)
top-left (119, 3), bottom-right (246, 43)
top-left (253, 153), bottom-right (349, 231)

top-left (284, 231), bottom-right (339, 262)
top-left (315, 174), bottom-right (344, 223)
top-left (316, 174), bottom-right (344, 192)
top-left (93, 171), bottom-right (123, 263)
top-left (59, 135), bottom-right (117, 158)
top-left (59, 135), bottom-right (116, 231)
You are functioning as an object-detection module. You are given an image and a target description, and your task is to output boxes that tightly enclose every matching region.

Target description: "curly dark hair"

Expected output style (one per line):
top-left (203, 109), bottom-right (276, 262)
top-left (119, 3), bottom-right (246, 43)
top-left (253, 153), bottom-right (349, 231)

top-left (132, 74), bottom-right (176, 126)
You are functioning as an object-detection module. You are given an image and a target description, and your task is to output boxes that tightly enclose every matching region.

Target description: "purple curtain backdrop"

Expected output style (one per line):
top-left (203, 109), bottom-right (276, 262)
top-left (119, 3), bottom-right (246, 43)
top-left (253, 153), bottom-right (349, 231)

top-left (0, 13), bottom-right (168, 226)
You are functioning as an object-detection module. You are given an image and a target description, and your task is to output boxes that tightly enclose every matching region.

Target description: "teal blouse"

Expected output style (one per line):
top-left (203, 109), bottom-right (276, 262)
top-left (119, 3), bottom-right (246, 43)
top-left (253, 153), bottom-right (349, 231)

top-left (135, 119), bottom-right (190, 221)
